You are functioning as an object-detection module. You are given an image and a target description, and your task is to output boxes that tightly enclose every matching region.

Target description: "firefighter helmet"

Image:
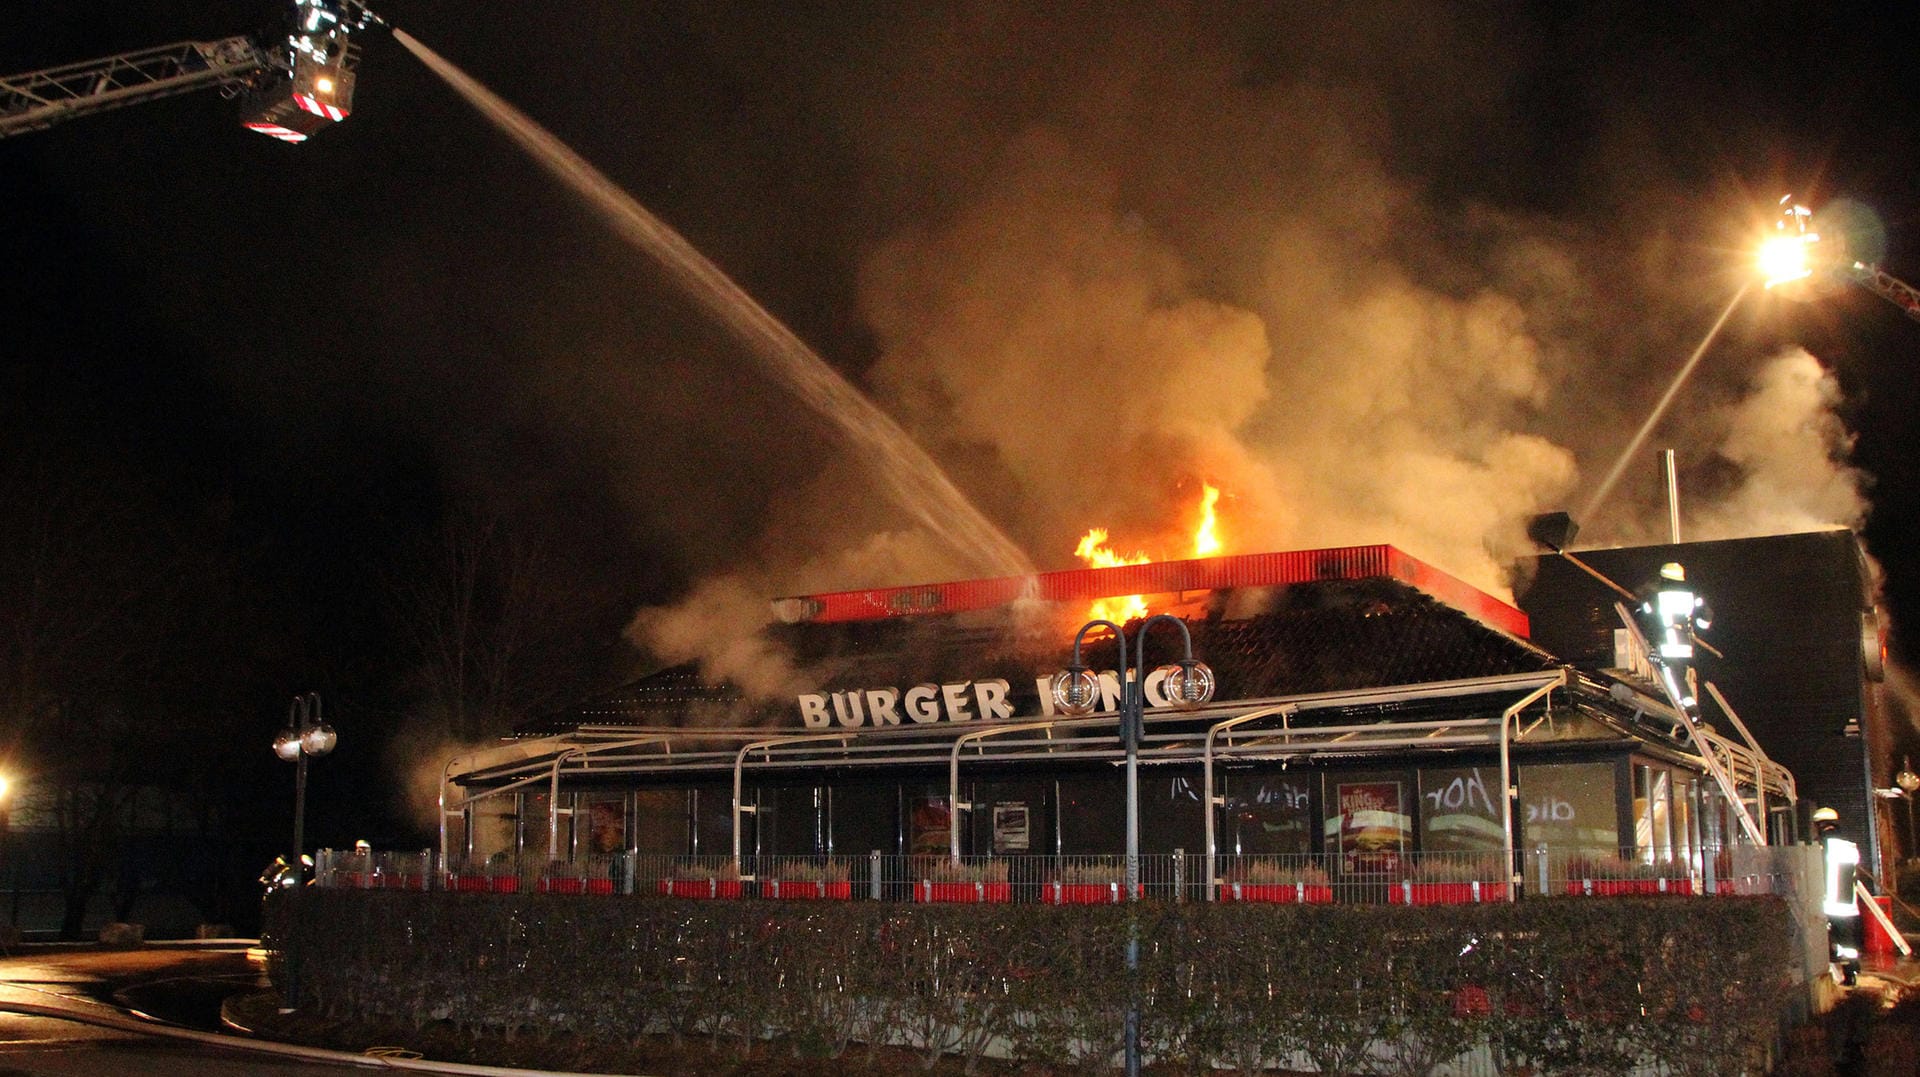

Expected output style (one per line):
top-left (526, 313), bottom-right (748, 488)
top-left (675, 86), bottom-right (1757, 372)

top-left (1660, 562), bottom-right (1686, 582)
top-left (1813, 806), bottom-right (1840, 826)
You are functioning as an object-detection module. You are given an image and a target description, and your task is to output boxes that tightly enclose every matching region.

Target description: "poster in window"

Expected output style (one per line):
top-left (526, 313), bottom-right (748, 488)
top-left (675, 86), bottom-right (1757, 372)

top-left (909, 797), bottom-right (951, 856)
top-left (992, 803), bottom-right (1031, 853)
top-left (586, 799), bottom-right (626, 854)
top-left (1334, 780), bottom-right (1408, 874)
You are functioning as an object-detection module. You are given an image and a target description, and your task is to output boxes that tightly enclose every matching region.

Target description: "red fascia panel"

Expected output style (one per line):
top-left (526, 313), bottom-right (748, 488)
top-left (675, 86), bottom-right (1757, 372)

top-left (780, 544), bottom-right (1529, 638)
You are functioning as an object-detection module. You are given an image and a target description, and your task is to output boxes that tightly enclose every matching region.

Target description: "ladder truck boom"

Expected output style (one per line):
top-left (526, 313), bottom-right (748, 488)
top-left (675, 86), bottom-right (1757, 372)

top-left (0, 2), bottom-right (383, 144)
top-left (1843, 261), bottom-right (1920, 324)
top-left (0, 37), bottom-right (270, 140)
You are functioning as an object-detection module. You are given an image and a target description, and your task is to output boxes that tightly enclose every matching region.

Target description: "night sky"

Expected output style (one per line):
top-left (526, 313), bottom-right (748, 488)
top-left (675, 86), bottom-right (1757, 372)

top-left (4, 2), bottom-right (1919, 839)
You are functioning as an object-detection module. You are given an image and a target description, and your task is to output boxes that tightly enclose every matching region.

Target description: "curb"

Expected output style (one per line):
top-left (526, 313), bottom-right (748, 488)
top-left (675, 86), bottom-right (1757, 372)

top-left (0, 996), bottom-right (656, 1077)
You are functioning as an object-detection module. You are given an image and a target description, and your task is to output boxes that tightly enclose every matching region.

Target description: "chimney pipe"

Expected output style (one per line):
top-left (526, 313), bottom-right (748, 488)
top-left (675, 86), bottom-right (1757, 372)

top-left (1663, 449), bottom-right (1682, 544)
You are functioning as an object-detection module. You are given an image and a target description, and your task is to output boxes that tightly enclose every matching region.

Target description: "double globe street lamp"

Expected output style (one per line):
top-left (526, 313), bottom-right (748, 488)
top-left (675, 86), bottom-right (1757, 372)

top-left (273, 692), bottom-right (338, 886)
top-left (1049, 613), bottom-right (1214, 1077)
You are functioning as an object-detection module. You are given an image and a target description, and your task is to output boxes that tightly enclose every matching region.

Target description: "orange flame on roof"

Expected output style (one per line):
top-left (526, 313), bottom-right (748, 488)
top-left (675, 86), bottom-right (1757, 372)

top-left (1072, 483), bottom-right (1226, 623)
top-left (1192, 483), bottom-right (1223, 558)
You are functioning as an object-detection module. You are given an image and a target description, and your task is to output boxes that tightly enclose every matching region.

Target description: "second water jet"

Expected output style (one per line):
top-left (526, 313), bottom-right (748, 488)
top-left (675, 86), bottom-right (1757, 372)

top-left (391, 28), bottom-right (1034, 581)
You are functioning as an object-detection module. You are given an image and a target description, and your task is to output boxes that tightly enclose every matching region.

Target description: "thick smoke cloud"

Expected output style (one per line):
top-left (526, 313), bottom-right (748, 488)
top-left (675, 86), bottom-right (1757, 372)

top-left (626, 3), bottom-right (1874, 690)
top-left (1688, 349), bottom-right (1869, 540)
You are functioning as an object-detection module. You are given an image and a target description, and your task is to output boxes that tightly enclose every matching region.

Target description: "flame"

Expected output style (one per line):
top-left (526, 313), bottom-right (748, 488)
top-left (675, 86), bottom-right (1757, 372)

top-left (1192, 483), bottom-right (1223, 557)
top-left (1074, 528), bottom-right (1151, 622)
top-left (1072, 483), bottom-right (1227, 623)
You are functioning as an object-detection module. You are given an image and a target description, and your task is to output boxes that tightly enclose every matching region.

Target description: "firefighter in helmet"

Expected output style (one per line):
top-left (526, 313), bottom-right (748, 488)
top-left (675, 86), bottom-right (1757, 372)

top-left (1814, 806), bottom-right (1862, 985)
top-left (1638, 562), bottom-right (1713, 712)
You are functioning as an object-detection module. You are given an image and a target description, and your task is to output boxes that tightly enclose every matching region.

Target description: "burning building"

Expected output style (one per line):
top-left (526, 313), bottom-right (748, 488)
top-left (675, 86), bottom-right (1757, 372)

top-left (435, 541), bottom-right (1795, 901)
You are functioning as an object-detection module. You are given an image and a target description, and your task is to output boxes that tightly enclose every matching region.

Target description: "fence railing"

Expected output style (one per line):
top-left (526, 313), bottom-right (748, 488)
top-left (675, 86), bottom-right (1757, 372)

top-left (315, 844), bottom-right (1803, 905)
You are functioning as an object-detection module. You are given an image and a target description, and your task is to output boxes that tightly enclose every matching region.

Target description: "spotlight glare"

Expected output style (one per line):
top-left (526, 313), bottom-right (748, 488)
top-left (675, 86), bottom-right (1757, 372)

top-left (1758, 233), bottom-right (1814, 288)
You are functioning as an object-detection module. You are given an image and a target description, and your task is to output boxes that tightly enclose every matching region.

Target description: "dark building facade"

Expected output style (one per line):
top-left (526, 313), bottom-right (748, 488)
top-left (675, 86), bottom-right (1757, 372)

top-left (1519, 529), bottom-right (1893, 876)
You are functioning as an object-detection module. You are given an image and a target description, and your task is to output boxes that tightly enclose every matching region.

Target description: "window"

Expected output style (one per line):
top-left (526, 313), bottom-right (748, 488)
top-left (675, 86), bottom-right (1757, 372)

top-left (628, 790), bottom-right (681, 856)
top-left (1221, 774), bottom-right (1315, 855)
top-left (1418, 765), bottom-right (1505, 854)
top-left (1517, 762), bottom-right (1619, 854)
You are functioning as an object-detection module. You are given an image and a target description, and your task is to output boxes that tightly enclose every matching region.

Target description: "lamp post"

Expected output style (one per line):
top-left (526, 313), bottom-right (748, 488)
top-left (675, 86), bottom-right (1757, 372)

top-left (1051, 614), bottom-right (1215, 1077)
top-left (273, 693), bottom-right (337, 886)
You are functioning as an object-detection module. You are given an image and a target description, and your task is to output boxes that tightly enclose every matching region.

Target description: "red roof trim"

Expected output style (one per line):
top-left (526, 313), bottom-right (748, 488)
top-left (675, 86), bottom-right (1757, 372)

top-left (775, 544), bottom-right (1529, 638)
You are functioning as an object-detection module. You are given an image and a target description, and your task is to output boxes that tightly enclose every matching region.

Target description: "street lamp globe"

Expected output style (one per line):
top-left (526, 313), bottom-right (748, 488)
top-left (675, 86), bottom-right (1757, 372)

top-left (1158, 661), bottom-right (1216, 708)
top-left (273, 728), bottom-right (304, 761)
top-left (301, 723), bottom-right (338, 756)
top-left (1050, 667), bottom-right (1101, 716)
top-left (1896, 761), bottom-right (1919, 796)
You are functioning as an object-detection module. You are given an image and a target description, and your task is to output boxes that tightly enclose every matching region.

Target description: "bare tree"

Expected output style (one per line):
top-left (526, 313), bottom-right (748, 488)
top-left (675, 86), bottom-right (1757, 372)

top-left (0, 447), bottom-right (248, 937)
top-left (389, 497), bottom-right (636, 744)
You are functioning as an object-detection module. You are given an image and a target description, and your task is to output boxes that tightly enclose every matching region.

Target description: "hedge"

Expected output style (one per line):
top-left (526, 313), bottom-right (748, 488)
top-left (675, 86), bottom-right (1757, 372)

top-left (264, 891), bottom-right (1795, 1074)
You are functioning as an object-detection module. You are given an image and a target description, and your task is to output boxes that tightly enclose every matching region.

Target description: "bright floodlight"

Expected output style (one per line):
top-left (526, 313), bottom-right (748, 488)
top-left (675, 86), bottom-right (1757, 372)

top-left (1758, 233), bottom-right (1813, 288)
top-left (1759, 198), bottom-right (1822, 289)
top-left (0, 773), bottom-right (10, 803)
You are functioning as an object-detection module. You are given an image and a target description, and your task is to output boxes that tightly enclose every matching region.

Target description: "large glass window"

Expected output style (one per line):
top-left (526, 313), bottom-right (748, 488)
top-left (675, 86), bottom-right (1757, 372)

top-left (467, 794), bottom-right (516, 864)
top-left (1634, 765), bottom-right (1673, 863)
top-left (1058, 776), bottom-right (1124, 855)
top-left (1418, 765), bottom-right (1505, 854)
top-left (1220, 773), bottom-right (1316, 856)
top-left (1141, 773), bottom-right (1207, 855)
top-left (1518, 762), bottom-right (1619, 854)
top-left (760, 784), bottom-right (824, 856)
top-left (690, 783), bottom-right (734, 857)
top-left (629, 790), bottom-right (683, 855)
top-left (828, 781), bottom-right (899, 857)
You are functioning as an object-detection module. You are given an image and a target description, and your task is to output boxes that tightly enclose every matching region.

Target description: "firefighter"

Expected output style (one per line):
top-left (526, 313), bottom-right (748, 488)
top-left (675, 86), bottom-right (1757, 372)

top-left (1638, 562), bottom-right (1713, 711)
top-left (1814, 806), bottom-right (1862, 986)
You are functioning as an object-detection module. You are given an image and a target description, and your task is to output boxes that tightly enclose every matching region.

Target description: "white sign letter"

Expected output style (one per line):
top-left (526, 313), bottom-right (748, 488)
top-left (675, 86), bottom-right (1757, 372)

top-left (973, 679), bottom-right (1012, 721)
top-left (905, 684), bottom-right (941, 723)
top-left (867, 688), bottom-right (902, 726)
top-left (942, 681), bottom-right (975, 721)
top-left (798, 693), bottom-right (831, 729)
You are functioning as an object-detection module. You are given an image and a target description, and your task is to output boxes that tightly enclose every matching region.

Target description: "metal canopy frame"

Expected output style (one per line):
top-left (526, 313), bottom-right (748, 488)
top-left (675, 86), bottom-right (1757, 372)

top-left (436, 668), bottom-right (1793, 874)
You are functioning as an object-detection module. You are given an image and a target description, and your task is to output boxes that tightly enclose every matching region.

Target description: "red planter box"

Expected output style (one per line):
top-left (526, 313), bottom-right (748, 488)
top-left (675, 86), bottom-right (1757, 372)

top-left (1042, 882), bottom-right (1141, 905)
top-left (1218, 882), bottom-right (1335, 904)
top-left (380, 873), bottom-right (425, 891)
top-left (659, 878), bottom-right (745, 899)
top-left (585, 878), bottom-right (615, 895)
top-left (913, 880), bottom-right (1012, 903)
top-left (1565, 877), bottom-right (1693, 896)
top-left (539, 877), bottom-right (585, 894)
top-left (767, 879), bottom-right (853, 900)
top-left (1392, 881), bottom-right (1509, 905)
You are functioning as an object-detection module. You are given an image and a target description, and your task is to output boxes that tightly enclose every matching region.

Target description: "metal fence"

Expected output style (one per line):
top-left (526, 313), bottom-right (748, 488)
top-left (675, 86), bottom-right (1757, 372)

top-left (315, 844), bottom-right (1804, 905)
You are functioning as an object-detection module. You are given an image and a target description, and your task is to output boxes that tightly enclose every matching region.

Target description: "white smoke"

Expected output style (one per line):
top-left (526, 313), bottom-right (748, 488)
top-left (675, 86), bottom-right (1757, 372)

top-left (626, 6), bottom-right (1875, 684)
top-left (1688, 349), bottom-right (1869, 540)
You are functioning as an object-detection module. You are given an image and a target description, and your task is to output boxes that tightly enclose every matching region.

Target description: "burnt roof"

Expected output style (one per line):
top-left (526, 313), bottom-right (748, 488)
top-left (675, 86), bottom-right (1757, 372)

top-left (525, 576), bottom-right (1559, 735)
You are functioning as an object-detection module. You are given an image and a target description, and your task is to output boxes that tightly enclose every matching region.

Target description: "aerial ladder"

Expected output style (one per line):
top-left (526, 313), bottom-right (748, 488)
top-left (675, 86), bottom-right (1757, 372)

top-left (0, 1), bottom-right (383, 143)
top-left (1761, 196), bottom-right (1920, 325)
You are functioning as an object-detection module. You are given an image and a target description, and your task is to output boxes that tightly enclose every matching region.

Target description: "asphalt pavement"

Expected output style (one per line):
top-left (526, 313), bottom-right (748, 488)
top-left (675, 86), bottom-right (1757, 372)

top-left (0, 942), bottom-right (347, 1074)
